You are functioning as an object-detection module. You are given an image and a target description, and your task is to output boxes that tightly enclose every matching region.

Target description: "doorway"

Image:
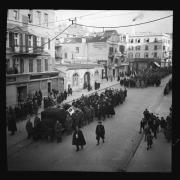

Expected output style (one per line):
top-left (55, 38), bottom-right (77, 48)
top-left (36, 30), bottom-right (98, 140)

top-left (17, 86), bottom-right (27, 105)
top-left (84, 72), bottom-right (90, 89)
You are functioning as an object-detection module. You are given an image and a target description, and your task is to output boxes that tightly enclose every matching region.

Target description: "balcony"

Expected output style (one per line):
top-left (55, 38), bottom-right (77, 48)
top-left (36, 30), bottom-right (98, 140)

top-left (8, 45), bottom-right (44, 56)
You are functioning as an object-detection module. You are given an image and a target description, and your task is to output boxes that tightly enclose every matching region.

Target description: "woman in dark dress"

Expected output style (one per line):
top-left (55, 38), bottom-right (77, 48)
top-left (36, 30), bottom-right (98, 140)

top-left (72, 126), bottom-right (86, 151)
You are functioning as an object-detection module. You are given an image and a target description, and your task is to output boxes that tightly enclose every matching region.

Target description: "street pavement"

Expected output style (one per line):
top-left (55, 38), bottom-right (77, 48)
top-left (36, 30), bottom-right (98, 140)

top-left (7, 75), bottom-right (172, 171)
top-left (126, 91), bottom-right (172, 172)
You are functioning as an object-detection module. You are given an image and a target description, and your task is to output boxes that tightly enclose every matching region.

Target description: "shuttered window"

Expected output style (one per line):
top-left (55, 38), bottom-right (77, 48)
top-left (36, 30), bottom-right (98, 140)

top-left (37, 37), bottom-right (41, 46)
top-left (44, 59), bottom-right (48, 71)
top-left (14, 33), bottom-right (19, 46)
top-left (29, 59), bottom-right (33, 72)
top-left (37, 59), bottom-right (41, 72)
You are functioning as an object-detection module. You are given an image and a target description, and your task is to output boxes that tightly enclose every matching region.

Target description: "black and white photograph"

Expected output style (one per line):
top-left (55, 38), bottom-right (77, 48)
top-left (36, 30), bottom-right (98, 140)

top-left (5, 9), bottom-right (173, 172)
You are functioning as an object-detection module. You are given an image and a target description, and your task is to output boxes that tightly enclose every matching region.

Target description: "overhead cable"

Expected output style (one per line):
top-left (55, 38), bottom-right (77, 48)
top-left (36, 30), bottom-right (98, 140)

top-left (74, 15), bottom-right (173, 29)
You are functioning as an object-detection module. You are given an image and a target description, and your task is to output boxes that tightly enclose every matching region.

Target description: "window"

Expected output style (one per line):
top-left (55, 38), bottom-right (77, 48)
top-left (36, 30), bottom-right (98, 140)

top-left (13, 10), bottom-right (19, 20)
top-left (37, 37), bottom-right (41, 46)
top-left (154, 38), bottom-right (158, 42)
top-left (131, 39), bottom-right (133, 43)
top-left (43, 38), bottom-right (48, 50)
top-left (144, 38), bottom-right (149, 43)
top-left (138, 39), bottom-right (140, 43)
top-left (135, 52), bottom-right (140, 58)
top-left (20, 58), bottom-right (24, 73)
top-left (29, 59), bottom-right (33, 72)
top-left (109, 47), bottom-right (113, 54)
top-left (6, 32), bottom-right (9, 47)
top-left (44, 59), bottom-right (48, 71)
top-left (28, 35), bottom-right (32, 47)
top-left (28, 10), bottom-right (33, 23)
top-left (136, 46), bottom-right (141, 51)
top-left (163, 46), bottom-right (165, 50)
top-left (72, 53), bottom-right (74, 59)
top-left (37, 59), bottom-right (41, 72)
top-left (154, 52), bottom-right (157, 58)
top-left (14, 33), bottom-right (19, 46)
top-left (128, 53), bottom-right (133, 59)
top-left (75, 47), bottom-right (79, 53)
top-left (37, 11), bottom-right (41, 25)
top-left (73, 73), bottom-right (79, 86)
top-left (65, 52), bottom-right (67, 59)
top-left (144, 52), bottom-right (149, 58)
top-left (145, 45), bottom-right (148, 50)
top-left (154, 45), bottom-right (157, 50)
top-left (44, 13), bottom-right (48, 27)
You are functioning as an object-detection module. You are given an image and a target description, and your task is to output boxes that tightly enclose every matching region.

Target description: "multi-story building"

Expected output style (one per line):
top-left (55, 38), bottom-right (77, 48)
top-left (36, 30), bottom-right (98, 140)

top-left (126, 32), bottom-right (172, 72)
top-left (6, 9), bottom-right (64, 107)
top-left (55, 30), bottom-right (121, 84)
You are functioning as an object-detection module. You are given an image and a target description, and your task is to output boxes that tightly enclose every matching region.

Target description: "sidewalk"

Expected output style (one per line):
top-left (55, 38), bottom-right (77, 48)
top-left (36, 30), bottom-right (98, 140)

top-left (7, 79), bottom-right (120, 151)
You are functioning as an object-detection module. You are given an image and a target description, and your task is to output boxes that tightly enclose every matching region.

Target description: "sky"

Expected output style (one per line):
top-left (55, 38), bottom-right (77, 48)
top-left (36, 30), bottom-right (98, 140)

top-left (55, 10), bottom-right (173, 35)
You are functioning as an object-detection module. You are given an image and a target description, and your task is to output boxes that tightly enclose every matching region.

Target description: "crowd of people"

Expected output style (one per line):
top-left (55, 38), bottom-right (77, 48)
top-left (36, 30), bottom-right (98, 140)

top-left (43, 89), bottom-right (69, 109)
top-left (72, 87), bottom-right (127, 122)
top-left (164, 77), bottom-right (172, 95)
top-left (23, 87), bottom-right (127, 143)
top-left (6, 90), bottom-right (42, 126)
top-left (118, 66), bottom-right (172, 88)
top-left (139, 105), bottom-right (172, 150)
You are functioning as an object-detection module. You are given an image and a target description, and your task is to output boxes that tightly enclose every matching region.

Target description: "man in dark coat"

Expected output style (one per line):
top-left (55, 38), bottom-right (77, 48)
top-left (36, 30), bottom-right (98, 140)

top-left (95, 121), bottom-right (105, 145)
top-left (54, 121), bottom-right (62, 143)
top-left (25, 116), bottom-right (33, 139)
top-left (64, 90), bottom-right (67, 100)
top-left (72, 126), bottom-right (86, 151)
top-left (33, 114), bottom-right (41, 140)
top-left (8, 107), bottom-right (17, 135)
top-left (147, 131), bottom-right (153, 150)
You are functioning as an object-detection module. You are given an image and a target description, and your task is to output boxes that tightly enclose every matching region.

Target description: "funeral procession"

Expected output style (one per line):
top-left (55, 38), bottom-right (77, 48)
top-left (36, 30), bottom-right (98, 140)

top-left (5, 9), bottom-right (173, 172)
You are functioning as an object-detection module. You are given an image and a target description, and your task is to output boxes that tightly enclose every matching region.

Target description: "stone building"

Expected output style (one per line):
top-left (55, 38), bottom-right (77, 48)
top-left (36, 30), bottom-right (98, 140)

top-left (6, 9), bottom-right (64, 107)
top-left (126, 32), bottom-right (172, 72)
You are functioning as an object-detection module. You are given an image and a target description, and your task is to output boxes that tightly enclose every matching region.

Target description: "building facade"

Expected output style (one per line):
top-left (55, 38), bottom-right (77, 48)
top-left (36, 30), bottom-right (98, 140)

top-left (126, 32), bottom-right (172, 71)
top-left (55, 30), bottom-right (122, 82)
top-left (54, 64), bottom-right (104, 92)
top-left (6, 9), bottom-right (64, 107)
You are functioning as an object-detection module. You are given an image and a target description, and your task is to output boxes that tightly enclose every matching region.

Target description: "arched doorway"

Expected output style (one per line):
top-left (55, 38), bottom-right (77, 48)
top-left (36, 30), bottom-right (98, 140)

top-left (84, 72), bottom-right (90, 89)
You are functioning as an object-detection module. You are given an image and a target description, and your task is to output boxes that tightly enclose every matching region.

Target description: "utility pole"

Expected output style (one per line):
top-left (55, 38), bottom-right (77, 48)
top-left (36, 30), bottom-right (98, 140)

top-left (69, 17), bottom-right (77, 25)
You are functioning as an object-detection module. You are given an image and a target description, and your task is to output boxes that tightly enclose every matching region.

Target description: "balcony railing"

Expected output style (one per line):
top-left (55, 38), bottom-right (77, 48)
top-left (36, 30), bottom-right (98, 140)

top-left (7, 45), bottom-right (44, 55)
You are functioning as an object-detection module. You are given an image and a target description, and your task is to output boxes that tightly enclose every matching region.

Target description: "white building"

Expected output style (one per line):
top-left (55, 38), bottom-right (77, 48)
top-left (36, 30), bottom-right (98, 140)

top-left (126, 32), bottom-right (172, 71)
top-left (6, 9), bottom-right (64, 107)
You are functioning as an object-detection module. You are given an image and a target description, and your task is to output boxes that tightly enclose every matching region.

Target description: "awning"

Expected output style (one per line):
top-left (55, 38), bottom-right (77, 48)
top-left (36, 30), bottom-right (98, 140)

top-left (153, 62), bottom-right (160, 67)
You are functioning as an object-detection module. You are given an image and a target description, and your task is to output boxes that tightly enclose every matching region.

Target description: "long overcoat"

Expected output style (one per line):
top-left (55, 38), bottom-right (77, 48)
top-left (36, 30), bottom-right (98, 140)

top-left (8, 113), bottom-right (17, 132)
top-left (72, 129), bottom-right (86, 146)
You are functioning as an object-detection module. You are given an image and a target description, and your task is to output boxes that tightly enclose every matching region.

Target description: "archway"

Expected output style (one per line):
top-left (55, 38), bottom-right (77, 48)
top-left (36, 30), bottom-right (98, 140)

top-left (84, 72), bottom-right (90, 89)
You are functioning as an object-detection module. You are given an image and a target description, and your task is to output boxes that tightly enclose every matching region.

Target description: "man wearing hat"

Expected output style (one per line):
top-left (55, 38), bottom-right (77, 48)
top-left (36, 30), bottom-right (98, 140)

top-left (95, 121), bottom-right (105, 145)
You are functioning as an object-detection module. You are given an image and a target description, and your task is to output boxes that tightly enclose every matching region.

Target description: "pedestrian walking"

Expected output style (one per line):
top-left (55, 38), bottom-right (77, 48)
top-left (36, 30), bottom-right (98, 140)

top-left (147, 132), bottom-right (153, 150)
top-left (54, 121), bottom-right (62, 143)
top-left (144, 125), bottom-right (150, 141)
top-left (25, 116), bottom-right (33, 139)
top-left (95, 121), bottom-right (105, 145)
top-left (139, 118), bottom-right (145, 134)
top-left (72, 126), bottom-right (86, 151)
